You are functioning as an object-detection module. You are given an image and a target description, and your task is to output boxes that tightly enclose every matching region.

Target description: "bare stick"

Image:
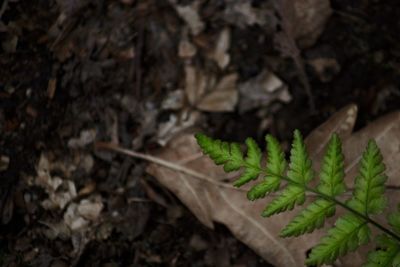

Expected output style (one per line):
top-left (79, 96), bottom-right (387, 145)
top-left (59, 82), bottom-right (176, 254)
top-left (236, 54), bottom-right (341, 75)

top-left (95, 142), bottom-right (243, 191)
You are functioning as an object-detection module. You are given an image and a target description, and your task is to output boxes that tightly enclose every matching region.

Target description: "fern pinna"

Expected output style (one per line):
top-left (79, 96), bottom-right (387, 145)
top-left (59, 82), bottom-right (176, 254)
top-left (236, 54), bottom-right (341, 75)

top-left (195, 130), bottom-right (400, 266)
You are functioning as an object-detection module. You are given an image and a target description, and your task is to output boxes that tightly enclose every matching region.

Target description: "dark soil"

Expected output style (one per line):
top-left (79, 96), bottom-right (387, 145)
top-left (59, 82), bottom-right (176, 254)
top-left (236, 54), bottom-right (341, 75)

top-left (1, 0), bottom-right (400, 266)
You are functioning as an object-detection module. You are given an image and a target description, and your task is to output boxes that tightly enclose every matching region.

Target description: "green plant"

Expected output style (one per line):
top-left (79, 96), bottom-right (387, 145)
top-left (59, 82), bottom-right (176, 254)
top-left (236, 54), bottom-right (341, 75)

top-left (195, 130), bottom-right (400, 266)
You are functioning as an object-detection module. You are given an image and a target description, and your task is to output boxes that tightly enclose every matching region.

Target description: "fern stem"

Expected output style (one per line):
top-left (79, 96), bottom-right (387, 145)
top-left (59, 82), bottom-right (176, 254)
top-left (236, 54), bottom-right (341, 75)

top-left (265, 169), bottom-right (400, 243)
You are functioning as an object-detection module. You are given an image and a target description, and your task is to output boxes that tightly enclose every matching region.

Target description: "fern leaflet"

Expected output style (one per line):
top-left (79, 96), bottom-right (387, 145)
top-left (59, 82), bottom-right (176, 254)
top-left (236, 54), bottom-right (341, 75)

top-left (247, 134), bottom-right (286, 200)
top-left (365, 235), bottom-right (400, 267)
top-left (365, 209), bottom-right (400, 266)
top-left (234, 138), bottom-right (263, 187)
top-left (281, 199), bottom-right (335, 237)
top-left (281, 133), bottom-right (345, 237)
top-left (306, 214), bottom-right (370, 265)
top-left (195, 133), bottom-right (262, 187)
top-left (262, 130), bottom-right (313, 217)
top-left (347, 140), bottom-right (387, 215)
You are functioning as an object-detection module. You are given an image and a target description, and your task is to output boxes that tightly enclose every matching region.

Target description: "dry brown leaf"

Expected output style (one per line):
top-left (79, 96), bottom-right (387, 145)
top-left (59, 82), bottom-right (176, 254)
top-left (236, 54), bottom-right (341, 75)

top-left (178, 39), bottom-right (197, 58)
top-left (147, 104), bottom-right (400, 267)
top-left (174, 1), bottom-right (205, 35)
top-left (290, 0), bottom-right (332, 48)
top-left (209, 27), bottom-right (231, 70)
top-left (196, 73), bottom-right (238, 112)
top-left (305, 104), bottom-right (358, 167)
top-left (222, 0), bottom-right (277, 30)
top-left (238, 69), bottom-right (292, 113)
top-left (185, 65), bottom-right (238, 112)
top-left (156, 110), bottom-right (201, 146)
top-left (36, 153), bottom-right (77, 210)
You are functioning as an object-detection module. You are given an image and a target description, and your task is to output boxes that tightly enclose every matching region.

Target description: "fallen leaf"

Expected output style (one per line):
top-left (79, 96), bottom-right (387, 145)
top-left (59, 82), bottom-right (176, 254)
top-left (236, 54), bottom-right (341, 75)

top-left (293, 0), bottom-right (332, 47)
top-left (196, 73), bottom-right (238, 112)
top-left (146, 104), bottom-right (400, 266)
top-left (277, 0), bottom-right (332, 48)
top-left (174, 1), bottom-right (205, 35)
top-left (222, 1), bottom-right (277, 30)
top-left (185, 65), bottom-right (238, 112)
top-left (36, 154), bottom-right (77, 210)
top-left (64, 203), bottom-right (89, 231)
top-left (156, 110), bottom-right (201, 146)
top-left (238, 69), bottom-right (291, 113)
top-left (209, 27), bottom-right (231, 70)
top-left (178, 37), bottom-right (197, 58)
top-left (185, 65), bottom-right (208, 106)
top-left (77, 196), bottom-right (103, 221)
top-left (161, 89), bottom-right (185, 110)
top-left (305, 104), bottom-right (358, 165)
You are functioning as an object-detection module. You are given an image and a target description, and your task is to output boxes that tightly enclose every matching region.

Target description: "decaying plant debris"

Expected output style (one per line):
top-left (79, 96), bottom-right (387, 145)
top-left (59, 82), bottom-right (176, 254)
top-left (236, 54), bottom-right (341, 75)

top-left (2, 0), bottom-right (400, 266)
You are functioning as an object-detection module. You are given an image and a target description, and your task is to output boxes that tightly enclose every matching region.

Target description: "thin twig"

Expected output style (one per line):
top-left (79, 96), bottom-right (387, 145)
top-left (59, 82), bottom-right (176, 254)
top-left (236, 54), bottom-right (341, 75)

top-left (95, 142), bottom-right (244, 191)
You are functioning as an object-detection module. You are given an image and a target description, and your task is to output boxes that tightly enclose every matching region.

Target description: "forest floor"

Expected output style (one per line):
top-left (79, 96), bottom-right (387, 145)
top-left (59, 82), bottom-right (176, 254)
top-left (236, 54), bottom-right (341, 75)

top-left (1, 0), bottom-right (400, 266)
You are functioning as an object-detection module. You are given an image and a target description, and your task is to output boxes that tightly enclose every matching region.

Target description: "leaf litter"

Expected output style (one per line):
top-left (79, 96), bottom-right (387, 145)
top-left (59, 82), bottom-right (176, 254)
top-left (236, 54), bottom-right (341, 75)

top-left (4, 0), bottom-right (400, 266)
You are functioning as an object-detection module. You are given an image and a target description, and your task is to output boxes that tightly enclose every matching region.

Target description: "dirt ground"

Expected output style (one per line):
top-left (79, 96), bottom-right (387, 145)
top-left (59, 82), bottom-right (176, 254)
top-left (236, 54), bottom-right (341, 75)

top-left (1, 0), bottom-right (400, 266)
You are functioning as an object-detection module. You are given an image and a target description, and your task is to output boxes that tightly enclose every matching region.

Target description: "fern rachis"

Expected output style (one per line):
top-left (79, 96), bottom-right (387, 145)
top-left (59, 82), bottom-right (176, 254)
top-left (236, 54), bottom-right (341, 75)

top-left (196, 130), bottom-right (400, 266)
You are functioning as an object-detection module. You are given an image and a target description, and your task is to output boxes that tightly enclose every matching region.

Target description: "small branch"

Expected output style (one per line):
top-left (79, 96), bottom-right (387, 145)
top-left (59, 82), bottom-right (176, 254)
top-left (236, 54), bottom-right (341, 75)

top-left (95, 142), bottom-right (245, 191)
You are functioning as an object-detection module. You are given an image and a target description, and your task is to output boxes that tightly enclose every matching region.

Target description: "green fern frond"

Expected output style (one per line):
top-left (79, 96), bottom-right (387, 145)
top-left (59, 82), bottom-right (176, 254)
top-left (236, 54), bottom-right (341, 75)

top-left (195, 130), bottom-right (400, 267)
top-left (281, 134), bottom-right (345, 237)
top-left (317, 133), bottom-right (346, 197)
top-left (247, 135), bottom-right (286, 200)
top-left (195, 134), bottom-right (262, 187)
top-left (347, 140), bottom-right (387, 215)
top-left (262, 185), bottom-right (305, 217)
top-left (195, 133), bottom-right (243, 172)
top-left (247, 178), bottom-right (280, 201)
top-left (306, 214), bottom-right (370, 265)
top-left (364, 209), bottom-right (400, 267)
top-left (389, 211), bottom-right (400, 234)
top-left (287, 130), bottom-right (314, 184)
top-left (233, 138), bottom-right (262, 187)
top-left (264, 134), bottom-right (287, 178)
top-left (365, 235), bottom-right (400, 267)
top-left (262, 130), bottom-right (313, 217)
top-left (281, 199), bottom-right (335, 237)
